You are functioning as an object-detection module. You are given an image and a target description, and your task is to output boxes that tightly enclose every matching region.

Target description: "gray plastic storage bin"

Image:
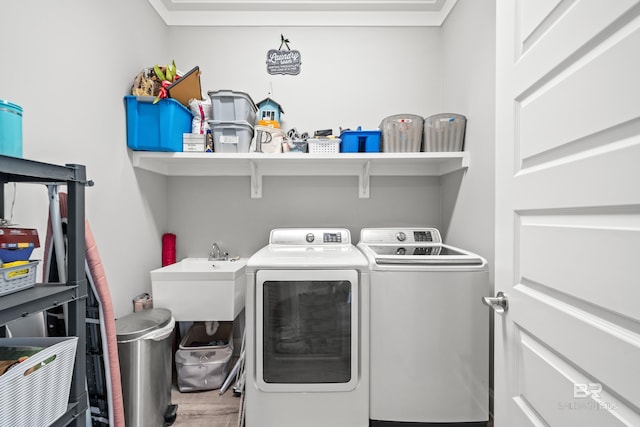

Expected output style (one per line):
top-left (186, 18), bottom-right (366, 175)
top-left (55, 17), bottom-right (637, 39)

top-left (208, 120), bottom-right (254, 153)
top-left (175, 322), bottom-right (233, 392)
top-left (423, 113), bottom-right (467, 152)
top-left (208, 90), bottom-right (257, 124)
top-left (379, 114), bottom-right (423, 152)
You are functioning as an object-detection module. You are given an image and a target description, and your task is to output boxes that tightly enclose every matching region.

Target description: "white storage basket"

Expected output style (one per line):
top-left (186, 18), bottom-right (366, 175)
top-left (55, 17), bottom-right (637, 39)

top-left (0, 337), bottom-right (78, 427)
top-left (307, 138), bottom-right (341, 154)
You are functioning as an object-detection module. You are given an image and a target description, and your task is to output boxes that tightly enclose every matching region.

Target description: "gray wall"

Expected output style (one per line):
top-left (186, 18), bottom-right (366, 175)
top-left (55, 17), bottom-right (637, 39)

top-left (0, 0), bottom-right (496, 317)
top-left (1, 0), bottom-right (169, 318)
top-left (165, 25), bottom-right (446, 258)
top-left (441, 0), bottom-right (496, 284)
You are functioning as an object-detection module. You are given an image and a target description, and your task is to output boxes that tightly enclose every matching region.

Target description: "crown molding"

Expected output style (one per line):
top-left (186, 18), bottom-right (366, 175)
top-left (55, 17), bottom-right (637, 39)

top-left (147, 0), bottom-right (458, 26)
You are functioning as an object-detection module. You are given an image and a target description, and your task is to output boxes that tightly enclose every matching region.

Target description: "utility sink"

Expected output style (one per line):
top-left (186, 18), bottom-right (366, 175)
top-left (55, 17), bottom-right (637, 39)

top-left (150, 258), bottom-right (248, 322)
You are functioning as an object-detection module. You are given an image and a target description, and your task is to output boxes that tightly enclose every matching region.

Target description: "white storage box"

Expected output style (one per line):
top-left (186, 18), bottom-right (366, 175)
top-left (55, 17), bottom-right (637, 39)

top-left (208, 120), bottom-right (254, 153)
top-left (423, 113), bottom-right (466, 152)
top-left (183, 133), bottom-right (206, 152)
top-left (175, 322), bottom-right (233, 392)
top-left (0, 260), bottom-right (39, 297)
top-left (379, 114), bottom-right (423, 152)
top-left (308, 138), bottom-right (341, 154)
top-left (0, 337), bottom-right (78, 427)
top-left (207, 90), bottom-right (257, 124)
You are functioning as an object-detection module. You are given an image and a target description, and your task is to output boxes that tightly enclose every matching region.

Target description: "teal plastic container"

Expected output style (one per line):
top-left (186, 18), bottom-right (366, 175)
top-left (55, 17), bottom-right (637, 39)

top-left (0, 100), bottom-right (23, 158)
top-left (124, 96), bottom-right (192, 152)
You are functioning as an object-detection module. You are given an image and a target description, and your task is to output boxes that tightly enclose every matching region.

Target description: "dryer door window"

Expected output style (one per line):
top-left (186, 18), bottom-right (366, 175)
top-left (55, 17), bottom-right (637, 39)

top-left (256, 269), bottom-right (359, 392)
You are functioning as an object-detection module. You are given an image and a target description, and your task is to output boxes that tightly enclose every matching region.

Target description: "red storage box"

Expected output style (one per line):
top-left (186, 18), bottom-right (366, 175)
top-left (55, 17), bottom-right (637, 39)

top-left (0, 228), bottom-right (39, 264)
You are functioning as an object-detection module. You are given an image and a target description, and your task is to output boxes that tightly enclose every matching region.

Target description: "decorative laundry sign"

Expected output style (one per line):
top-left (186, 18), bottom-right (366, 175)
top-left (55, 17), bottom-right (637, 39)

top-left (267, 34), bottom-right (301, 75)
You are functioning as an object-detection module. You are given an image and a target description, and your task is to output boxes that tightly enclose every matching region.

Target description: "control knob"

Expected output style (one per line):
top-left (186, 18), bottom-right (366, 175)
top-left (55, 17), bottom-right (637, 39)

top-left (396, 232), bottom-right (406, 242)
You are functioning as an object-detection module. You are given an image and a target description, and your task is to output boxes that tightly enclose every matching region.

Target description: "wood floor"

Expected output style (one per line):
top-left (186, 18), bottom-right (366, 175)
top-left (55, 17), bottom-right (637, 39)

top-left (170, 384), bottom-right (242, 427)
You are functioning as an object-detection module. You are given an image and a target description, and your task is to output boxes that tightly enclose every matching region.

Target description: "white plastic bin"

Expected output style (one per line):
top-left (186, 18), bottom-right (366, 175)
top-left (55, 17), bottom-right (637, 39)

top-left (307, 138), bottom-right (341, 154)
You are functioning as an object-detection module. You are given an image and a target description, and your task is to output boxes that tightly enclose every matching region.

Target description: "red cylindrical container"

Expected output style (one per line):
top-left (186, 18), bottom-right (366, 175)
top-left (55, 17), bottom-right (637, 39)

top-left (162, 233), bottom-right (176, 266)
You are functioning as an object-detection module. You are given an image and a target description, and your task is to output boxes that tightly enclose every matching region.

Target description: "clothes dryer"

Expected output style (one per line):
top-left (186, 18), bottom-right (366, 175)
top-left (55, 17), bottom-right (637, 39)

top-left (245, 228), bottom-right (370, 427)
top-left (358, 228), bottom-right (489, 426)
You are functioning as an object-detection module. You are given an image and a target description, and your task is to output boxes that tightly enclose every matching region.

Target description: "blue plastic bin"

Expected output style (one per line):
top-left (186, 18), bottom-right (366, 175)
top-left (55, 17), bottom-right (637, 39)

top-left (340, 127), bottom-right (381, 153)
top-left (0, 248), bottom-right (34, 264)
top-left (0, 100), bottom-right (23, 158)
top-left (124, 96), bottom-right (192, 152)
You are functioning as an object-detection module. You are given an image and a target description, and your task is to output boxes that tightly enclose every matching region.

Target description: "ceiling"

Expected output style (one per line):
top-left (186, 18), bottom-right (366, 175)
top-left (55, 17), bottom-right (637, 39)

top-left (146, 0), bottom-right (459, 26)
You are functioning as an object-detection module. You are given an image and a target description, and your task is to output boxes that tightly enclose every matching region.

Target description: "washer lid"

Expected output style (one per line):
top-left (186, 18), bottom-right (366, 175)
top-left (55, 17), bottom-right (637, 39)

top-left (358, 227), bottom-right (485, 266)
top-left (116, 308), bottom-right (173, 341)
top-left (360, 243), bottom-right (485, 266)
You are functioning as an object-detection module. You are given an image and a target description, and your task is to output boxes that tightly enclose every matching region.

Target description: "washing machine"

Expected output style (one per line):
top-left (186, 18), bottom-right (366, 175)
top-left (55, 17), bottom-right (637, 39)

top-left (358, 227), bottom-right (489, 426)
top-left (245, 228), bottom-right (370, 427)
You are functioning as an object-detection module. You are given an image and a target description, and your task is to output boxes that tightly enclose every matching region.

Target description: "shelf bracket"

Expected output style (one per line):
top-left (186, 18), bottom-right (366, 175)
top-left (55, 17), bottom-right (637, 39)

top-left (359, 161), bottom-right (371, 198)
top-left (249, 160), bottom-right (262, 198)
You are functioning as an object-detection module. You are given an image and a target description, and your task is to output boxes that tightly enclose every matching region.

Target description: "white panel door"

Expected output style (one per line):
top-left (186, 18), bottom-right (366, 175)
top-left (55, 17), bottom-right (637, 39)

top-left (494, 1), bottom-right (640, 426)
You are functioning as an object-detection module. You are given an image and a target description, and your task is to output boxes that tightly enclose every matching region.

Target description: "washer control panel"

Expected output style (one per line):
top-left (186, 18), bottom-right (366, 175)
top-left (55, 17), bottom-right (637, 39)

top-left (360, 228), bottom-right (442, 245)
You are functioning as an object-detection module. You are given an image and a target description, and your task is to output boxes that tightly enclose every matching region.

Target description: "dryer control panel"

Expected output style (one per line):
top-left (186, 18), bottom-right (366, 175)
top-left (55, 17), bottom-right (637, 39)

top-left (270, 228), bottom-right (351, 246)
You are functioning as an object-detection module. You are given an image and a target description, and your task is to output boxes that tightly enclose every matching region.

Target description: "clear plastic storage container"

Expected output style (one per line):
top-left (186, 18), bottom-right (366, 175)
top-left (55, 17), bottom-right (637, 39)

top-left (423, 113), bottom-right (467, 152)
top-left (379, 114), bottom-right (423, 152)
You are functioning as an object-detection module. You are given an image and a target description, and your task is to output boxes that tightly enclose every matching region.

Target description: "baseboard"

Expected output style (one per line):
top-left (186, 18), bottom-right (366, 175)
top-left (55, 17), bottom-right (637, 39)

top-left (370, 421), bottom-right (488, 427)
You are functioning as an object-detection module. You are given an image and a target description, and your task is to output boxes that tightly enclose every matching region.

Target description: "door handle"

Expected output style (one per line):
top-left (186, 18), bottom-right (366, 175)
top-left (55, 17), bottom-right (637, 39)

top-left (482, 291), bottom-right (508, 314)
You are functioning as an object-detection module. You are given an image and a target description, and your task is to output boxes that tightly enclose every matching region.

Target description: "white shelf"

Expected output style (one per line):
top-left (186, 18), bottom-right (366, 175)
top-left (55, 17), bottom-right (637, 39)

top-left (131, 151), bottom-right (469, 198)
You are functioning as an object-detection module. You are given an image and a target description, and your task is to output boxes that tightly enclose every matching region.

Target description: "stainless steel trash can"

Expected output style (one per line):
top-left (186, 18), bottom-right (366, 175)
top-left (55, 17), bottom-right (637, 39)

top-left (116, 308), bottom-right (178, 427)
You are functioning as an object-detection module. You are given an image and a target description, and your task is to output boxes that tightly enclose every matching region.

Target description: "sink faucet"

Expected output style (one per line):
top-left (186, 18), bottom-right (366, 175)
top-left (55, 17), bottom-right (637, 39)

top-left (209, 243), bottom-right (229, 261)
